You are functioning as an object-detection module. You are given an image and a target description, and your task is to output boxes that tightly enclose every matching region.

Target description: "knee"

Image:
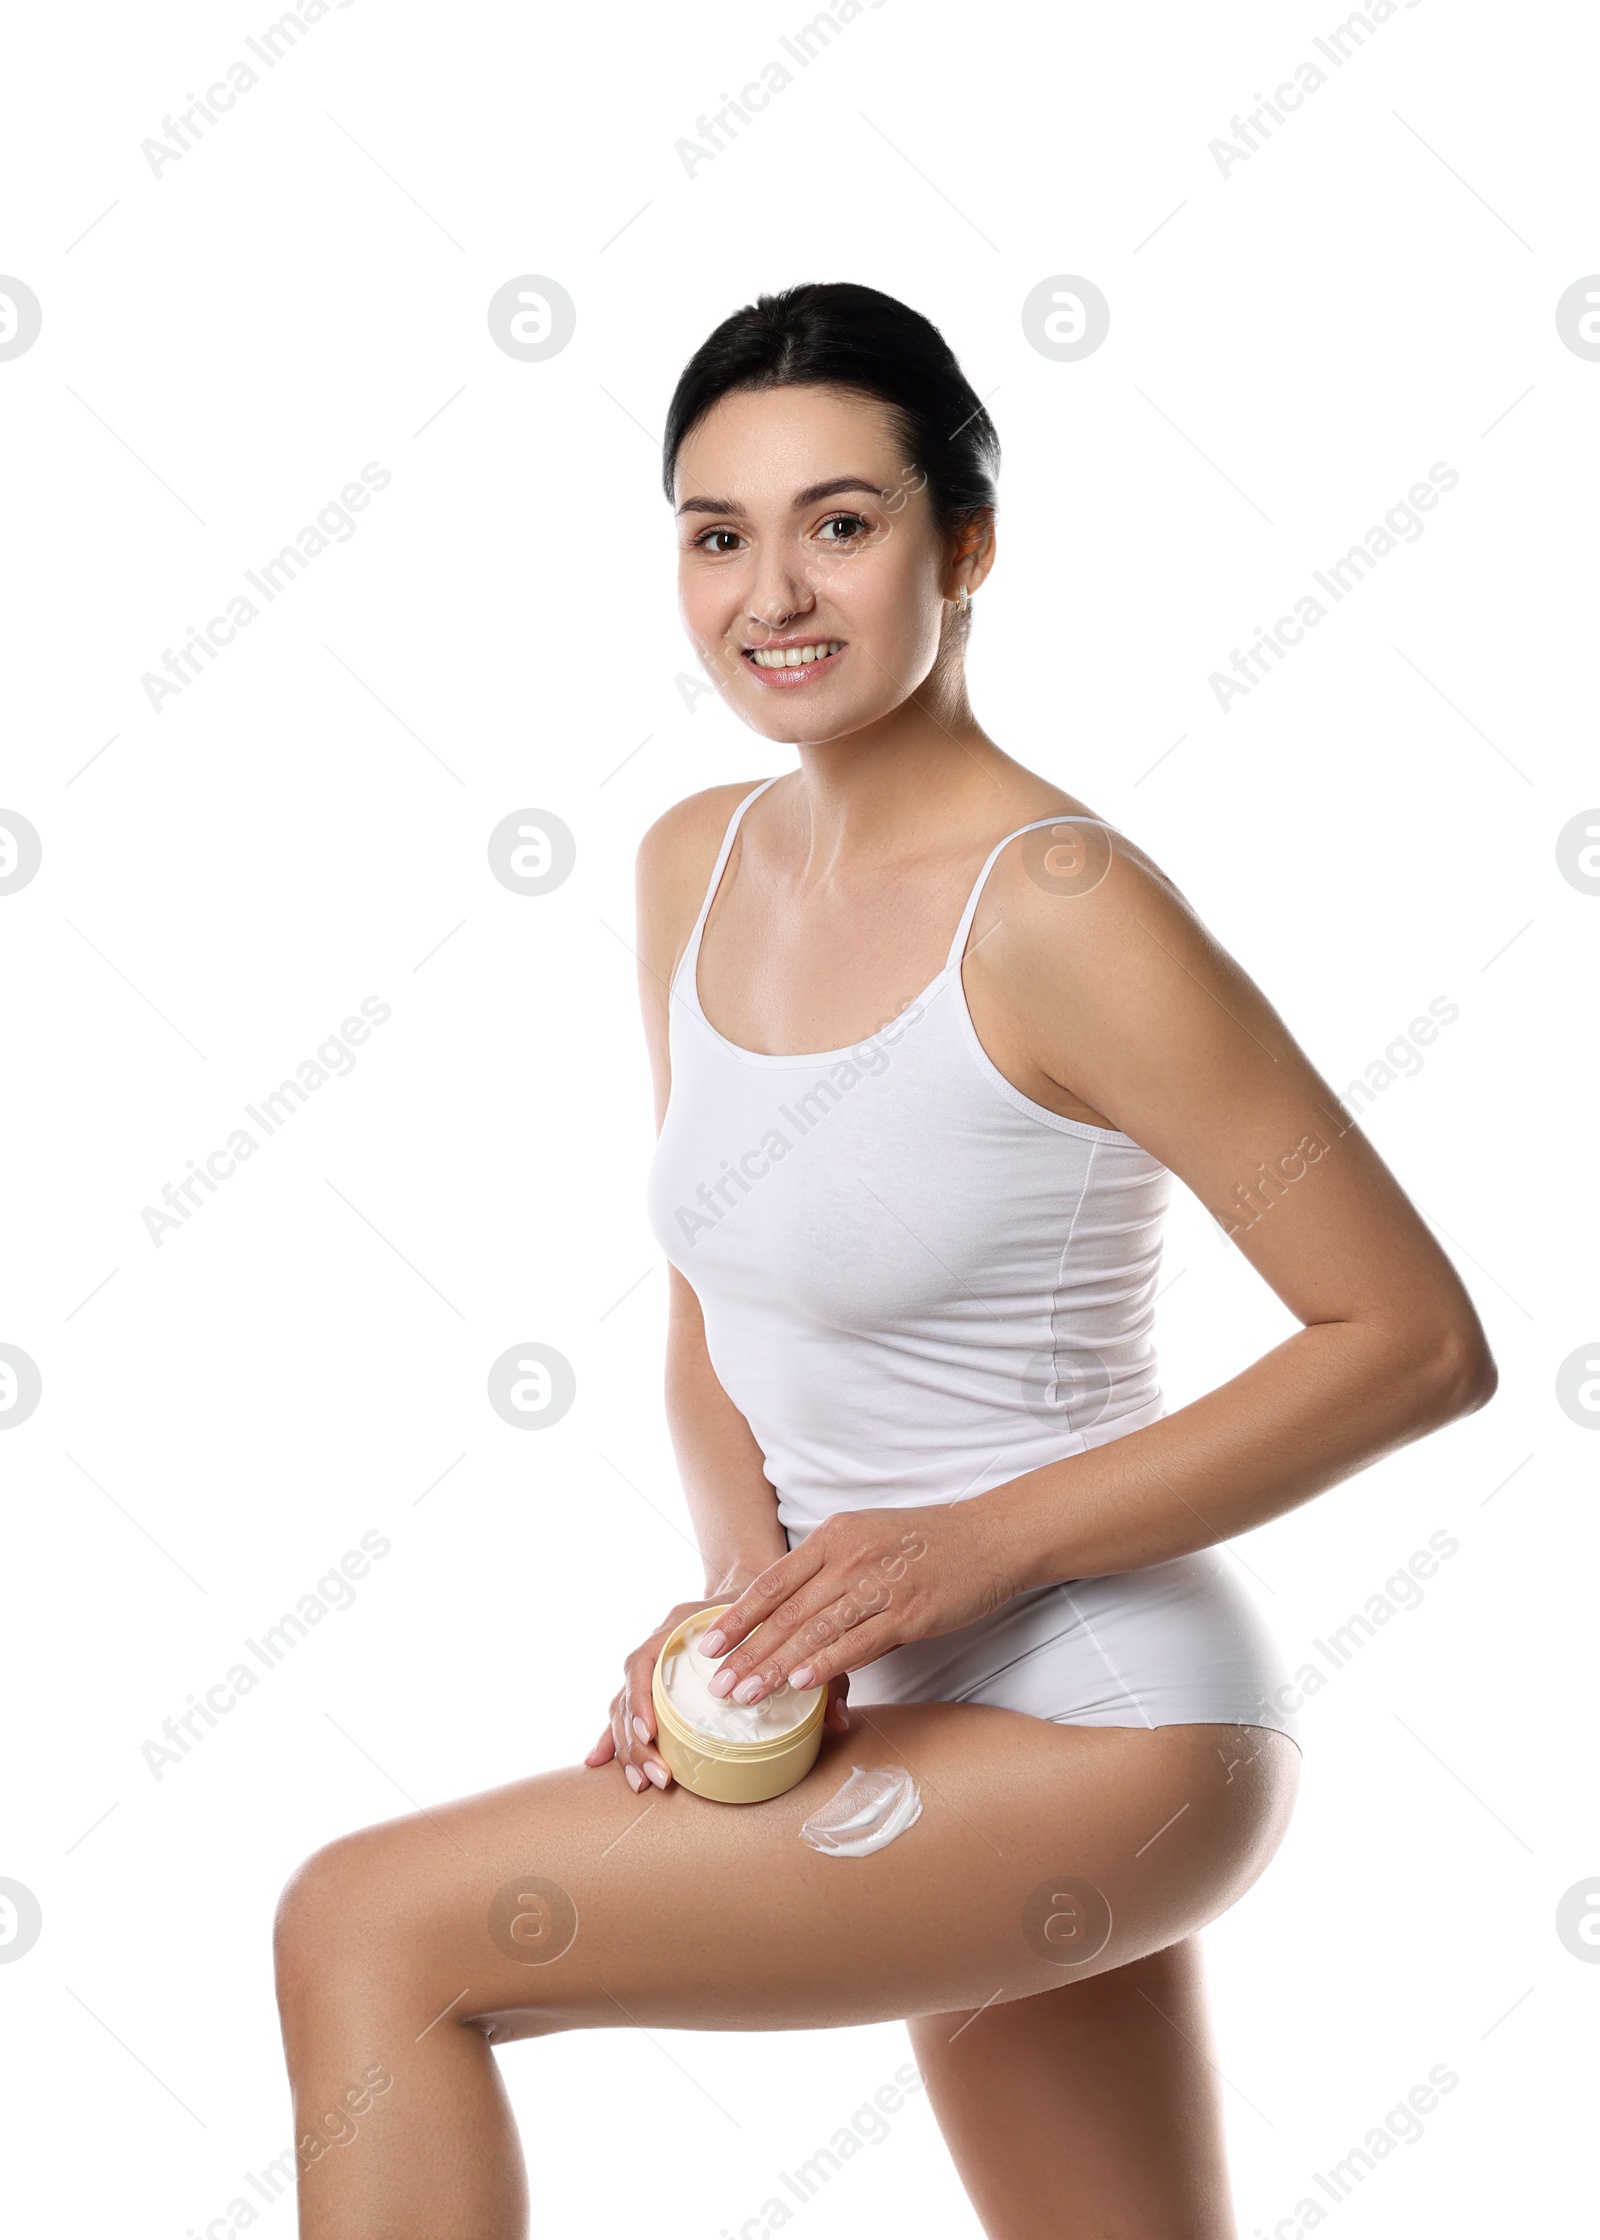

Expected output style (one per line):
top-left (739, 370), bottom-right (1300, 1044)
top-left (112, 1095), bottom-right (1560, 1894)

top-left (273, 1830), bottom-right (384, 2017)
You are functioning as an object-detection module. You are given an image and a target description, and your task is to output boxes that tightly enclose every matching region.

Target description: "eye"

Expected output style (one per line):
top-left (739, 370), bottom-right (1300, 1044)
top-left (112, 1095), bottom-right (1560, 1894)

top-left (818, 512), bottom-right (870, 544)
top-left (689, 527), bottom-right (746, 555)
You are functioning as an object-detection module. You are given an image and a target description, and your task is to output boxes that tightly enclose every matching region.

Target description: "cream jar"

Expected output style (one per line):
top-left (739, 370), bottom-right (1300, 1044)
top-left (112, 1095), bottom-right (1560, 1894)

top-left (651, 1603), bottom-right (826, 1803)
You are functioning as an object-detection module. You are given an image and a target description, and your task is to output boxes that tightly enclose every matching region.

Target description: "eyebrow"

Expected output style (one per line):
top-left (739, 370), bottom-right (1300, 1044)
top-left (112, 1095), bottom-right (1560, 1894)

top-left (674, 475), bottom-right (889, 520)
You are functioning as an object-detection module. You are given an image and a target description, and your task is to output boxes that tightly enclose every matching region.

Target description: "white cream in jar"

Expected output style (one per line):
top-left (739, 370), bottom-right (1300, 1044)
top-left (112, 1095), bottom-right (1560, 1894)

top-left (659, 1615), bottom-right (823, 1746)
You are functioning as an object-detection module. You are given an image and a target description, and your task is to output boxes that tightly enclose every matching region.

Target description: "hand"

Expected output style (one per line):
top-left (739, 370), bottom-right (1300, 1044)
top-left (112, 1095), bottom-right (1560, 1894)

top-left (693, 1502), bottom-right (1021, 1708)
top-left (583, 1598), bottom-right (853, 1792)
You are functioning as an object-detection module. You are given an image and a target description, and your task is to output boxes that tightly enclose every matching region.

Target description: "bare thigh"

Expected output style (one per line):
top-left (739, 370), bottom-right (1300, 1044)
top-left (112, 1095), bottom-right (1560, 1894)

top-left (277, 1705), bottom-right (1296, 2035)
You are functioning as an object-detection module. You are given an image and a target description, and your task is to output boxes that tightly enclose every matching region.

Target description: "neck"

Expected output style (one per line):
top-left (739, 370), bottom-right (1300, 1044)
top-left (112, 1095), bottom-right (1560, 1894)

top-left (783, 669), bottom-right (1017, 873)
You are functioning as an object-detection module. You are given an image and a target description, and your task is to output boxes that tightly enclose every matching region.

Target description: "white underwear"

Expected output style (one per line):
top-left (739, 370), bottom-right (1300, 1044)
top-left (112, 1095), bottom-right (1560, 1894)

top-left (844, 1547), bottom-right (1300, 1746)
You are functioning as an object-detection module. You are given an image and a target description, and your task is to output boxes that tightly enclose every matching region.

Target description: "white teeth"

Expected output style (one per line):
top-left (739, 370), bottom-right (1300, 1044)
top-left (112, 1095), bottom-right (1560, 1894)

top-left (748, 642), bottom-right (842, 668)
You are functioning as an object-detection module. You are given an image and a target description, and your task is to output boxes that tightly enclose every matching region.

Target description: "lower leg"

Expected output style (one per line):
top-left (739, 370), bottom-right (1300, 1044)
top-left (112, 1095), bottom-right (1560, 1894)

top-left (908, 1937), bottom-right (1239, 2240)
top-left (274, 1831), bottom-right (533, 2238)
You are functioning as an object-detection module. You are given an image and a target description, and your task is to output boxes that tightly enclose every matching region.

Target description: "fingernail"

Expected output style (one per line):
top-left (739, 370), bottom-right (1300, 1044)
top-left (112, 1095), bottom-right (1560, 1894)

top-left (708, 1668), bottom-right (737, 1697)
top-left (733, 1675), bottom-right (767, 1704)
top-left (631, 1714), bottom-right (651, 1744)
top-left (699, 1628), bottom-right (726, 1654)
top-left (790, 1665), bottom-right (815, 1689)
top-left (625, 1764), bottom-right (644, 1791)
top-left (644, 1762), bottom-right (669, 1789)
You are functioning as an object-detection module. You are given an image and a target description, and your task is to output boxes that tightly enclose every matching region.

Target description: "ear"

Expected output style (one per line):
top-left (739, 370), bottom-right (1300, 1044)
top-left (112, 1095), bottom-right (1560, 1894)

top-left (945, 508), bottom-right (997, 602)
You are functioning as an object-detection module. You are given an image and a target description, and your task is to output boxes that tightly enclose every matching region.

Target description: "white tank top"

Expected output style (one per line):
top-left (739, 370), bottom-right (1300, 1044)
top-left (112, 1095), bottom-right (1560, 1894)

top-left (645, 776), bottom-right (1172, 1549)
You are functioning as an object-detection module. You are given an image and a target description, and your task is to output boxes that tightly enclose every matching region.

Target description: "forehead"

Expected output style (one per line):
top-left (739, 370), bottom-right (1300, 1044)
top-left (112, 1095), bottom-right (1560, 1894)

top-left (673, 383), bottom-right (908, 507)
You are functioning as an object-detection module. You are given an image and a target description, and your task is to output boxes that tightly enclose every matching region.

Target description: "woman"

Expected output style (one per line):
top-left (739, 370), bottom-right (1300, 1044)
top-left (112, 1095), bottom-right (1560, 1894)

top-left (274, 282), bottom-right (1496, 2238)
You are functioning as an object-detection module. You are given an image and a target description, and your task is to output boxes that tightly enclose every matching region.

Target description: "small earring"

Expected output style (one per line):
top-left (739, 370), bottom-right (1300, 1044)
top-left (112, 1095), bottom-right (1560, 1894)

top-left (957, 584), bottom-right (970, 613)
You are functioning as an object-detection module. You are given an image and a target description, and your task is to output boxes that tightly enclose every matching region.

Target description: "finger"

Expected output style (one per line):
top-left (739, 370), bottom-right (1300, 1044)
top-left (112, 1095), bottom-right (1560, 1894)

top-left (711, 1577), bottom-right (884, 1702)
top-left (696, 1545), bottom-right (824, 1658)
top-left (722, 1608), bottom-right (898, 1704)
top-left (788, 1617), bottom-right (895, 1694)
top-left (618, 1675), bottom-right (671, 1791)
top-left (623, 1664), bottom-right (665, 1755)
top-left (584, 1727), bottom-right (616, 1765)
top-left (706, 1569), bottom-right (865, 1699)
top-left (627, 1705), bottom-right (672, 1790)
top-left (609, 1698), bottom-right (641, 1782)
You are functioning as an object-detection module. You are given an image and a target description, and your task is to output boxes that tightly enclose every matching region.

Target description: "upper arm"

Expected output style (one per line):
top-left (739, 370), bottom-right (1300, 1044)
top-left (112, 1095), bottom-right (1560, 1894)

top-left (634, 785), bottom-right (790, 1562)
top-left (633, 782), bottom-right (762, 1134)
top-left (974, 834), bottom-right (1493, 1380)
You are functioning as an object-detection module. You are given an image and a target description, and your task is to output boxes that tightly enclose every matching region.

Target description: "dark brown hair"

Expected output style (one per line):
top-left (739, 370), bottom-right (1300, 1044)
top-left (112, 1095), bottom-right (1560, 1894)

top-left (662, 281), bottom-right (999, 541)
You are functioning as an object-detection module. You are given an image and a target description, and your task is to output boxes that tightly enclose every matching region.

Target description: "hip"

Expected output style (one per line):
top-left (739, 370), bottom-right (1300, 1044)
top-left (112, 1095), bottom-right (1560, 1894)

top-left (846, 1547), bottom-right (1301, 1747)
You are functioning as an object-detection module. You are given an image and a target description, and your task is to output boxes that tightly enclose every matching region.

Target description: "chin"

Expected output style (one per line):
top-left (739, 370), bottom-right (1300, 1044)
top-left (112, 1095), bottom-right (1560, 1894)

top-left (745, 706), bottom-right (878, 749)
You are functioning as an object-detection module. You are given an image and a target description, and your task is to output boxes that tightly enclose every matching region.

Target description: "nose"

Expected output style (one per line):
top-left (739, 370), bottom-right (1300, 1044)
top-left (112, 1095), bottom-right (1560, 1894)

top-left (746, 563), bottom-right (816, 639)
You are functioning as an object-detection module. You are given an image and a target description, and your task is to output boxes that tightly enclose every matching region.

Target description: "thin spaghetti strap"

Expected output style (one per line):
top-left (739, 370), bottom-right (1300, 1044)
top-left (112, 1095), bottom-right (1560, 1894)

top-left (942, 814), bottom-right (1106, 973)
top-left (672, 774), bottom-right (784, 1002)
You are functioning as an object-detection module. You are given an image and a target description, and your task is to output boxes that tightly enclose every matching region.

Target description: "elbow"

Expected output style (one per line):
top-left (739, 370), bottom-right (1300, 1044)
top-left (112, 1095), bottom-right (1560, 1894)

top-left (1422, 1321), bottom-right (1499, 1424)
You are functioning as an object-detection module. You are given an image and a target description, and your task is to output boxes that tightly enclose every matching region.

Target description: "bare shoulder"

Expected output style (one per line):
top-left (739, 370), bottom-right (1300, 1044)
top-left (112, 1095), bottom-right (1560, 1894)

top-left (976, 808), bottom-right (1223, 1011)
top-left (968, 808), bottom-right (1308, 1169)
top-left (633, 784), bottom-right (774, 1119)
top-left (635, 780), bottom-right (771, 977)
top-left (636, 779), bottom-right (766, 878)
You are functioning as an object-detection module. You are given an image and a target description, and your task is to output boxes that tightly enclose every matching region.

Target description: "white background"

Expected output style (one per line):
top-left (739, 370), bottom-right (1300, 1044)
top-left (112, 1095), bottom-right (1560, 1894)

top-left (1, 1), bottom-right (1594, 2233)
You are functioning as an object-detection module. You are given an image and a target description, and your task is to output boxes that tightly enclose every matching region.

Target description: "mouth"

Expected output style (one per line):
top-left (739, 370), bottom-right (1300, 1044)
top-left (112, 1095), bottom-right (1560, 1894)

top-left (739, 638), bottom-right (847, 687)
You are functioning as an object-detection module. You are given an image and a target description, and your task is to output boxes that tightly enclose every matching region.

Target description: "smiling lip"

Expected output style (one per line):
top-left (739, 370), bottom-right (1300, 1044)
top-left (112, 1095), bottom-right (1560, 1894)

top-left (739, 636), bottom-right (847, 687)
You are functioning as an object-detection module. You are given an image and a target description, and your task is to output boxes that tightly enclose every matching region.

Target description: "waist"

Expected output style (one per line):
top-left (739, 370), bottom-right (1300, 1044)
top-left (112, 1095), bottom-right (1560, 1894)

top-left (778, 1393), bottom-right (1168, 1548)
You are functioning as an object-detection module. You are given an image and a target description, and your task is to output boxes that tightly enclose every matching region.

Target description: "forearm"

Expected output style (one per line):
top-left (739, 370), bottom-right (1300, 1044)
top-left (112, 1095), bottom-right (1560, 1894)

top-left (986, 1317), bottom-right (1495, 1594)
top-left (664, 1268), bottom-right (788, 1599)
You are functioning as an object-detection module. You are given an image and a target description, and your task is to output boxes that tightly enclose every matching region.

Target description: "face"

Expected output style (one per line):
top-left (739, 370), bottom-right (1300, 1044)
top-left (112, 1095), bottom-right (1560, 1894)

top-left (673, 383), bottom-right (985, 747)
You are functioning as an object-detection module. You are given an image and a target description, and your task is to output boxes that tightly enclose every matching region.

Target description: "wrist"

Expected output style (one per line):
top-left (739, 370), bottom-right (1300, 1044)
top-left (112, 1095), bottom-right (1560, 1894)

top-left (982, 1466), bottom-right (1076, 1596)
top-left (702, 1549), bottom-right (785, 1603)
